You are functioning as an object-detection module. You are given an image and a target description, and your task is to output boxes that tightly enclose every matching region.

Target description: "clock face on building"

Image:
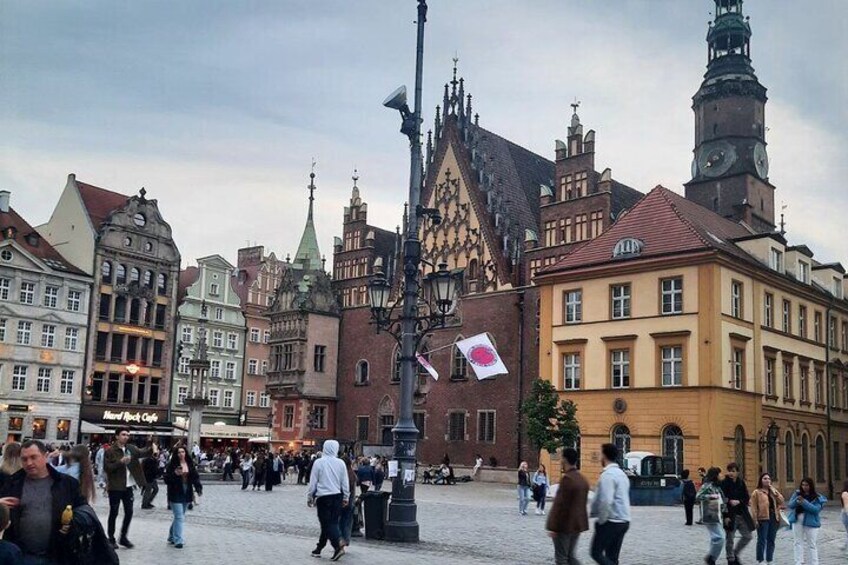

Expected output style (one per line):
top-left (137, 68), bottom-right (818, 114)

top-left (753, 142), bottom-right (769, 179)
top-left (697, 140), bottom-right (737, 178)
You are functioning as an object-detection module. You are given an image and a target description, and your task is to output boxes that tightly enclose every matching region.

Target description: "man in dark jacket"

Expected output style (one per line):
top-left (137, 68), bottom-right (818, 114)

top-left (140, 455), bottom-right (159, 509)
top-left (0, 439), bottom-right (86, 563)
top-left (546, 447), bottom-right (590, 565)
top-left (719, 462), bottom-right (753, 565)
top-left (103, 426), bottom-right (156, 548)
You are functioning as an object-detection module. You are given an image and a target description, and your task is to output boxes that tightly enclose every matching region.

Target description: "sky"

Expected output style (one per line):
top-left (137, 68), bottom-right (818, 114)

top-left (1, 0), bottom-right (846, 269)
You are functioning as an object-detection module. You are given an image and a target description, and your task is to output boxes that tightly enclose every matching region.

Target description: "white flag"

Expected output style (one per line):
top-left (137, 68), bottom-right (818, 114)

top-left (455, 333), bottom-right (508, 380)
top-left (416, 353), bottom-right (439, 381)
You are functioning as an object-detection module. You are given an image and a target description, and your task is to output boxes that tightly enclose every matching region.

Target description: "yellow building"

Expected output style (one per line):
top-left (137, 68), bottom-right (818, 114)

top-left (536, 187), bottom-right (848, 497)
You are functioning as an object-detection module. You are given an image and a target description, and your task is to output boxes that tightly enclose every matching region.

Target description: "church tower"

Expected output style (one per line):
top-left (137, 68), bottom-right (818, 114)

top-left (685, 0), bottom-right (774, 232)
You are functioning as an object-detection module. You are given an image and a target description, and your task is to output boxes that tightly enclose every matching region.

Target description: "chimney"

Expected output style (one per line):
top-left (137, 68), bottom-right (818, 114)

top-left (0, 191), bottom-right (9, 213)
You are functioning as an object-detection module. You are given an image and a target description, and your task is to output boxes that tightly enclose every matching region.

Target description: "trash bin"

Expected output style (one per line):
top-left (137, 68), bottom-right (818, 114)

top-left (362, 491), bottom-right (390, 540)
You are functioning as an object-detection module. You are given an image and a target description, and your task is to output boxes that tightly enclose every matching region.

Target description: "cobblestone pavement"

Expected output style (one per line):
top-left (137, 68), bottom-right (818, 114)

top-left (93, 479), bottom-right (848, 564)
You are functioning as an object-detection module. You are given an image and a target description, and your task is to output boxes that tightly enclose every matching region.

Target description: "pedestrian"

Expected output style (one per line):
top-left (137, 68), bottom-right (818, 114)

top-left (589, 443), bottom-right (631, 565)
top-left (222, 451), bottom-right (234, 482)
top-left (54, 444), bottom-right (97, 504)
top-left (787, 477), bottom-right (827, 565)
top-left (472, 454), bottom-right (483, 478)
top-left (373, 458), bottom-right (385, 492)
top-left (164, 446), bottom-right (203, 549)
top-left (681, 469), bottom-right (697, 526)
top-left (0, 440), bottom-right (86, 563)
top-left (720, 462), bottom-right (754, 565)
top-left (141, 453), bottom-right (160, 509)
top-left (191, 442), bottom-right (201, 464)
top-left (104, 426), bottom-right (157, 549)
top-left (240, 453), bottom-right (254, 490)
top-left (265, 453), bottom-right (275, 492)
top-left (0, 502), bottom-right (23, 565)
top-left (0, 443), bottom-right (22, 492)
top-left (308, 440), bottom-right (350, 561)
top-left (298, 453), bottom-right (309, 485)
top-left (750, 472), bottom-right (784, 565)
top-left (356, 457), bottom-right (373, 495)
top-left (517, 461), bottom-right (532, 516)
top-left (253, 453), bottom-right (266, 490)
top-left (533, 464), bottom-right (549, 515)
top-left (546, 447), bottom-right (589, 565)
top-left (840, 479), bottom-right (848, 551)
top-left (696, 466), bottom-right (727, 565)
top-left (695, 466), bottom-right (707, 525)
top-left (339, 457), bottom-right (358, 545)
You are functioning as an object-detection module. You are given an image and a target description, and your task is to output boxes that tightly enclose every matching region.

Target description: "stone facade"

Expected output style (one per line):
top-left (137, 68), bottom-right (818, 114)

top-left (0, 191), bottom-right (91, 443)
top-left (172, 255), bottom-right (247, 425)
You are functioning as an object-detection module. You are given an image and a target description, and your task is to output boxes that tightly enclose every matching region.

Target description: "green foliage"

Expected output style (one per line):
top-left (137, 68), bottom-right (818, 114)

top-left (521, 379), bottom-right (580, 454)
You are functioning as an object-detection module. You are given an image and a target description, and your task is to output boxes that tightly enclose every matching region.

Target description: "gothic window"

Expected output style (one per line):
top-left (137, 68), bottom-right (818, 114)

top-left (785, 430), bottom-right (795, 483)
top-left (392, 347), bottom-right (401, 383)
top-left (662, 425), bottom-right (684, 475)
top-left (355, 360), bottom-right (369, 385)
top-left (451, 336), bottom-right (468, 380)
top-left (467, 259), bottom-right (479, 293)
top-left (766, 424), bottom-right (778, 480)
top-left (801, 434), bottom-right (810, 479)
top-left (815, 435), bottom-right (825, 483)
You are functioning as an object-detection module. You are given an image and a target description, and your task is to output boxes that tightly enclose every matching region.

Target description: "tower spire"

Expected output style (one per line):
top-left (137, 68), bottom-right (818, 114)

top-left (293, 162), bottom-right (323, 271)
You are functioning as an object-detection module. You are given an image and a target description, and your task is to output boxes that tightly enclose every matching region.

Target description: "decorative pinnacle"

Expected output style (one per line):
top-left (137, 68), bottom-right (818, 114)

top-left (308, 159), bottom-right (317, 202)
top-left (450, 54), bottom-right (459, 98)
top-left (352, 168), bottom-right (359, 188)
top-left (570, 98), bottom-right (581, 115)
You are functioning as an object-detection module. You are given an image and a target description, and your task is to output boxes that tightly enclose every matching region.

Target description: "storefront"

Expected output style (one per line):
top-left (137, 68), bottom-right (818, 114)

top-left (1, 403), bottom-right (76, 445)
top-left (79, 405), bottom-right (182, 447)
top-left (196, 424), bottom-right (269, 450)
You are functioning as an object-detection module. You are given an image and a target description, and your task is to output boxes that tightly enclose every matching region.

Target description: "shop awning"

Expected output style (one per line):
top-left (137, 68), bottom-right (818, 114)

top-left (80, 421), bottom-right (108, 434)
top-left (200, 424), bottom-right (268, 440)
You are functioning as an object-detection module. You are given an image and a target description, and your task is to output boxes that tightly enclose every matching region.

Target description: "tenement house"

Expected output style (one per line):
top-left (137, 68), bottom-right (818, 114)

top-left (172, 255), bottom-right (247, 440)
top-left (537, 0), bottom-right (848, 497)
top-left (232, 245), bottom-right (285, 428)
top-left (38, 175), bottom-right (181, 439)
top-left (333, 63), bottom-right (640, 468)
top-left (0, 191), bottom-right (91, 443)
top-left (266, 172), bottom-right (340, 451)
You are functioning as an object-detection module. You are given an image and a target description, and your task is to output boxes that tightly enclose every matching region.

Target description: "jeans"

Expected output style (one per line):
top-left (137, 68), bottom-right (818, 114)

top-left (756, 520), bottom-right (778, 562)
top-left (683, 497), bottom-right (695, 525)
top-left (107, 488), bottom-right (134, 540)
top-left (842, 510), bottom-right (848, 539)
top-left (141, 479), bottom-right (158, 508)
top-left (536, 486), bottom-right (547, 511)
top-left (315, 494), bottom-right (343, 553)
top-left (517, 485), bottom-right (531, 514)
top-left (241, 468), bottom-right (252, 489)
top-left (339, 497), bottom-right (354, 546)
top-left (792, 523), bottom-right (820, 565)
top-left (705, 523), bottom-right (725, 560)
top-left (553, 532), bottom-right (581, 564)
top-left (222, 463), bottom-right (233, 481)
top-left (168, 502), bottom-right (187, 545)
top-left (725, 513), bottom-right (753, 560)
top-left (590, 521), bottom-right (629, 565)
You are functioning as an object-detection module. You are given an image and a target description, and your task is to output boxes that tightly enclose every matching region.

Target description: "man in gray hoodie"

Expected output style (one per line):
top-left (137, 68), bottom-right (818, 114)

top-left (308, 440), bottom-right (350, 561)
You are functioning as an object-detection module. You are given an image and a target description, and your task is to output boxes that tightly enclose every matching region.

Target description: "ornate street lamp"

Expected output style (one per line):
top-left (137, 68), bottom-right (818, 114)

top-left (373, 0), bottom-right (461, 543)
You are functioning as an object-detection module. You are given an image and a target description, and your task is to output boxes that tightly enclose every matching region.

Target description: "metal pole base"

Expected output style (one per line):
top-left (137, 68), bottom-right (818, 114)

top-left (384, 517), bottom-right (419, 543)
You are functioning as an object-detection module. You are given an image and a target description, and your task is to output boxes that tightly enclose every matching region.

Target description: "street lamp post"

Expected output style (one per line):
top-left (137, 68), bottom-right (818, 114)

top-left (375, 0), bottom-right (461, 543)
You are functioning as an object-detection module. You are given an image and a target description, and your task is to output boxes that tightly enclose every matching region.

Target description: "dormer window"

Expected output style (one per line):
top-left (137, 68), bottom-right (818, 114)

top-left (769, 248), bottom-right (783, 272)
top-left (613, 238), bottom-right (644, 258)
top-left (797, 260), bottom-right (810, 284)
top-left (833, 277), bottom-right (843, 299)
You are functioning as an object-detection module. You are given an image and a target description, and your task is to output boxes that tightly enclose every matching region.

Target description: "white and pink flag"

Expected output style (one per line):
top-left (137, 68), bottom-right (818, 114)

top-left (416, 353), bottom-right (439, 381)
top-left (455, 333), bottom-right (508, 380)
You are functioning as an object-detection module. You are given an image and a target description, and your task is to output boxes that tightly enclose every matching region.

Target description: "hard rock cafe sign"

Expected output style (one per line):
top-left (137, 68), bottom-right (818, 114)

top-left (102, 410), bottom-right (161, 424)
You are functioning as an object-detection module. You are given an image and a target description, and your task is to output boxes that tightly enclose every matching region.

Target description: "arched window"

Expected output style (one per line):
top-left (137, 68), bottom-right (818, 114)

top-left (355, 360), bottom-right (369, 385)
top-left (101, 261), bottom-right (113, 283)
top-left (801, 434), bottom-right (810, 479)
top-left (157, 273), bottom-right (167, 295)
top-left (130, 267), bottom-right (140, 283)
top-left (785, 430), bottom-right (795, 483)
top-left (391, 347), bottom-right (401, 383)
top-left (143, 270), bottom-right (153, 289)
top-left (467, 259), bottom-right (479, 293)
top-left (662, 425), bottom-right (684, 475)
top-left (766, 425), bottom-right (779, 480)
top-left (611, 425), bottom-right (631, 467)
top-left (814, 435), bottom-right (825, 483)
top-left (115, 264), bottom-right (126, 285)
top-left (734, 426), bottom-right (746, 478)
top-left (451, 336), bottom-right (468, 380)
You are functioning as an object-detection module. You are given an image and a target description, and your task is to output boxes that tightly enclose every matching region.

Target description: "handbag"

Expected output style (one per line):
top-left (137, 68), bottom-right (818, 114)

top-left (778, 509), bottom-right (790, 529)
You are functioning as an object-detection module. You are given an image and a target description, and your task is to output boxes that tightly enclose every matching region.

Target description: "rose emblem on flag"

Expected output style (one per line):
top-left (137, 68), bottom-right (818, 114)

top-left (468, 344), bottom-right (497, 367)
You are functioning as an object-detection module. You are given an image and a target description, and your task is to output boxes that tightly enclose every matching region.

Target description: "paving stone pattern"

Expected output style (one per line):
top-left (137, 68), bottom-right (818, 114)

top-left (94, 479), bottom-right (848, 564)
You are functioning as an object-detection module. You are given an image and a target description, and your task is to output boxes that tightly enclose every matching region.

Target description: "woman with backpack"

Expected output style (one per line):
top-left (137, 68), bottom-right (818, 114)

top-left (681, 469), bottom-right (697, 526)
top-left (532, 464), bottom-right (549, 515)
top-left (695, 467), bottom-right (726, 565)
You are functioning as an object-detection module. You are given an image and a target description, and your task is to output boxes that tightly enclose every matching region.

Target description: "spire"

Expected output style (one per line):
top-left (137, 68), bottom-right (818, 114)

top-left (704, 0), bottom-right (756, 82)
top-left (351, 168), bottom-right (360, 201)
top-left (293, 161), bottom-right (323, 271)
top-left (568, 99), bottom-right (582, 136)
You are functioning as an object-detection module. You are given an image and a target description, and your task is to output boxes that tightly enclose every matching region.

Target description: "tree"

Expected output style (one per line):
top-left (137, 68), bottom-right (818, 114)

top-left (521, 378), bottom-right (580, 454)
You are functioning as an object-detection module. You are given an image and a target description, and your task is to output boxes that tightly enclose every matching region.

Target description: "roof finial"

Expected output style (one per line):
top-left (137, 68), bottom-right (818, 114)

top-left (779, 203), bottom-right (787, 236)
top-left (352, 168), bottom-right (359, 188)
top-left (308, 159), bottom-right (317, 203)
top-left (139, 187), bottom-right (147, 199)
top-left (570, 98), bottom-right (582, 129)
top-left (450, 53), bottom-right (459, 100)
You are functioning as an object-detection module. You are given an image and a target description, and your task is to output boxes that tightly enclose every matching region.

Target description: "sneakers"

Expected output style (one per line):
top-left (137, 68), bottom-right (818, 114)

top-left (703, 557), bottom-right (716, 565)
top-left (174, 544), bottom-right (183, 549)
top-left (118, 537), bottom-right (134, 549)
top-left (535, 509), bottom-right (542, 515)
top-left (330, 547), bottom-right (346, 561)
top-left (311, 548), bottom-right (322, 558)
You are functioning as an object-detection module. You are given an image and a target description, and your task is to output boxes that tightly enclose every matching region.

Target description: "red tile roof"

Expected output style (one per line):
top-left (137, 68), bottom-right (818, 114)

top-left (178, 267), bottom-right (200, 303)
top-left (542, 186), bottom-right (754, 274)
top-left (76, 181), bottom-right (130, 231)
top-left (1, 208), bottom-right (86, 275)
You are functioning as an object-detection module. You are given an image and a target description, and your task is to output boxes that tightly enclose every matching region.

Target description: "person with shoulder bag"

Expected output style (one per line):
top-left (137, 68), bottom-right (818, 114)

top-left (164, 445), bottom-right (203, 549)
top-left (696, 467), bottom-right (727, 565)
top-left (750, 472), bottom-right (784, 565)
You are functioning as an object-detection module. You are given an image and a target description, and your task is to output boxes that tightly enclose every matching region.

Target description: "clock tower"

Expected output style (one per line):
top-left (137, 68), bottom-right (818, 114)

top-left (685, 0), bottom-right (774, 232)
